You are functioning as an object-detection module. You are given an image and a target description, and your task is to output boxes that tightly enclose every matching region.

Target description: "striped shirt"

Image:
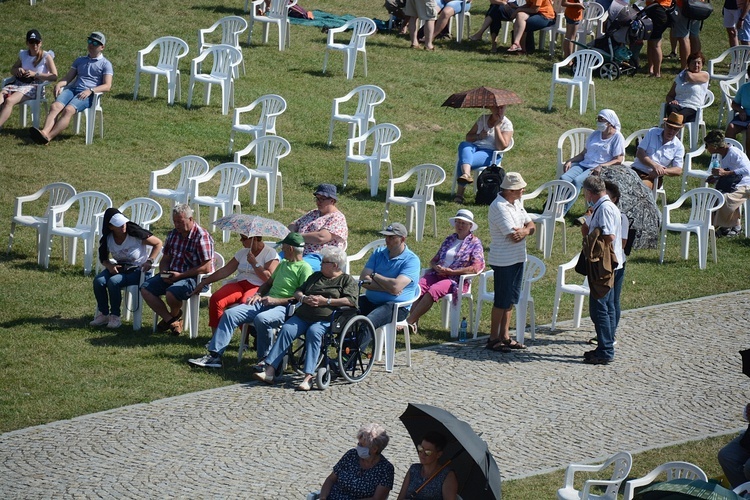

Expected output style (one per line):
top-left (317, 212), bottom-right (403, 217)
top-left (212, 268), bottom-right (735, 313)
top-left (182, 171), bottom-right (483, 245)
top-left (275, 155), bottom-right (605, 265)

top-left (488, 194), bottom-right (532, 267)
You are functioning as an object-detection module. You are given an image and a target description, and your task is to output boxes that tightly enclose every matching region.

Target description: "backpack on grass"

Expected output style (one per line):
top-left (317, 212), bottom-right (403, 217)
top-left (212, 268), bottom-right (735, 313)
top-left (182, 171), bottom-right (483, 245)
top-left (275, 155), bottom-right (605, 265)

top-left (474, 165), bottom-right (506, 205)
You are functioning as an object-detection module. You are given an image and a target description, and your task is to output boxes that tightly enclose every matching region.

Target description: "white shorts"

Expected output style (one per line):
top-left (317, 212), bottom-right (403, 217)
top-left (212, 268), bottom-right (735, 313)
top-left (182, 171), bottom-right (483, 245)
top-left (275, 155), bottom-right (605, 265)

top-left (724, 7), bottom-right (741, 29)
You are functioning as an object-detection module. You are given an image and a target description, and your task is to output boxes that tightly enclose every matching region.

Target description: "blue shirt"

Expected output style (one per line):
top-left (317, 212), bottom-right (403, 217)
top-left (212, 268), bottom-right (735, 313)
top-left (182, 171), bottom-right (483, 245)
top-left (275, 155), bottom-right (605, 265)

top-left (364, 246), bottom-right (420, 305)
top-left (70, 54), bottom-right (113, 92)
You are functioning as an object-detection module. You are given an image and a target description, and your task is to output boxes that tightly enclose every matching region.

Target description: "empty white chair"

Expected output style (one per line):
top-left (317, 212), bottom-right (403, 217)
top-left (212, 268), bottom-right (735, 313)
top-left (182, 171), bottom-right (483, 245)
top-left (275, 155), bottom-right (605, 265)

top-left (659, 187), bottom-right (724, 270)
top-left (522, 180), bottom-right (576, 259)
top-left (8, 182), bottom-right (76, 264)
top-left (374, 291), bottom-right (421, 373)
top-left (548, 50), bottom-right (604, 115)
top-left (576, 2), bottom-right (606, 45)
top-left (0, 77), bottom-right (51, 128)
top-left (187, 44), bottom-right (242, 115)
top-left (551, 253), bottom-right (589, 330)
top-left (234, 135), bottom-right (290, 214)
top-left (557, 451), bottom-right (633, 500)
top-left (439, 270), bottom-right (481, 339)
top-left (344, 123), bottom-right (401, 197)
top-left (73, 92), bottom-right (103, 145)
top-left (557, 128), bottom-right (594, 177)
top-left (189, 163), bottom-right (252, 243)
top-left (718, 71), bottom-right (744, 128)
top-left (328, 85), bottom-right (386, 148)
top-left (149, 155), bottom-right (211, 208)
top-left (622, 461), bottom-right (707, 500)
top-left (41, 191), bottom-right (113, 275)
top-left (707, 45), bottom-right (750, 84)
top-left (118, 197), bottom-right (163, 231)
top-left (133, 36), bottom-right (189, 105)
top-left (248, 0), bottom-right (297, 51)
top-left (323, 17), bottom-right (377, 80)
top-left (198, 16), bottom-right (247, 75)
top-left (515, 255), bottom-right (545, 344)
top-left (344, 238), bottom-right (385, 275)
top-left (229, 94), bottom-right (286, 154)
top-left (383, 164), bottom-right (446, 242)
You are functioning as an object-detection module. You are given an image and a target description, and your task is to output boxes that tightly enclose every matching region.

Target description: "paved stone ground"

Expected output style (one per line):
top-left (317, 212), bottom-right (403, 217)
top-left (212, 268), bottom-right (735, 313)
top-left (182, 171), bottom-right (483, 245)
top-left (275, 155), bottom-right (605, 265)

top-left (1, 291), bottom-right (749, 499)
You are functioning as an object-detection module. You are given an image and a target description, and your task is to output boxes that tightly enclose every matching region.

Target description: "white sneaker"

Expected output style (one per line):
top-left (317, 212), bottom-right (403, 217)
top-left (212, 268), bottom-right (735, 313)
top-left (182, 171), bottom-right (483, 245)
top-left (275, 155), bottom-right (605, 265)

top-left (90, 312), bottom-right (109, 327)
top-left (107, 315), bottom-right (122, 329)
top-left (188, 354), bottom-right (222, 368)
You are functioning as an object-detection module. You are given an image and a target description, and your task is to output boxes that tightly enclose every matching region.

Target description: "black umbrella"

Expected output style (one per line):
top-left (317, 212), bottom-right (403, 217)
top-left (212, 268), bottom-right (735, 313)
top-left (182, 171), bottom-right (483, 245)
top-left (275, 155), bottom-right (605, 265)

top-left (740, 349), bottom-right (750, 378)
top-left (399, 403), bottom-right (502, 500)
top-left (633, 478), bottom-right (740, 499)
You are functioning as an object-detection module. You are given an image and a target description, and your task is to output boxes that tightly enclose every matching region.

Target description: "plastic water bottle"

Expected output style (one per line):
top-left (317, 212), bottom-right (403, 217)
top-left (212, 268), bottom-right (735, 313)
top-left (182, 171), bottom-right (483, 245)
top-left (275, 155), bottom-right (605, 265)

top-left (458, 317), bottom-right (467, 343)
top-left (710, 154), bottom-right (721, 174)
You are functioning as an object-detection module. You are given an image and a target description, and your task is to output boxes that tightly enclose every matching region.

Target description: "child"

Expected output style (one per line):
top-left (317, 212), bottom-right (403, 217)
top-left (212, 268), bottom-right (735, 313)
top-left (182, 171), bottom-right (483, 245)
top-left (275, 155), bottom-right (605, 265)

top-left (561, 0), bottom-right (584, 59)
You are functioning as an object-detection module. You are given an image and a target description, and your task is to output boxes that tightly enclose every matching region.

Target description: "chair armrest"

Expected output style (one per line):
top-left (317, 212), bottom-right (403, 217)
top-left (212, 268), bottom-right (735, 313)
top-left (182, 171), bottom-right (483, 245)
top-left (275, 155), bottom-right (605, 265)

top-left (521, 185), bottom-right (545, 203)
top-left (327, 24), bottom-right (347, 44)
top-left (581, 479), bottom-right (621, 498)
top-left (189, 169), bottom-right (217, 199)
top-left (346, 134), bottom-right (367, 157)
top-left (14, 186), bottom-right (49, 217)
top-left (234, 140), bottom-right (257, 163)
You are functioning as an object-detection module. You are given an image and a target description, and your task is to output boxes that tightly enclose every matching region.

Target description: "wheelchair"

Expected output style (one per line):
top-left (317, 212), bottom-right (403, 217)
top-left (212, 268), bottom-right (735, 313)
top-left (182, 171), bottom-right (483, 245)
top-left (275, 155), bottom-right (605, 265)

top-left (284, 305), bottom-right (377, 391)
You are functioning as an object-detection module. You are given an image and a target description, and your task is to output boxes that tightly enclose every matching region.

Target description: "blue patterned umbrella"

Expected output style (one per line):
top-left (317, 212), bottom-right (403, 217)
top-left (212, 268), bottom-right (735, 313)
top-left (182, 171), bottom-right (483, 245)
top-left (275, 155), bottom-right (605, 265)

top-left (212, 214), bottom-right (289, 239)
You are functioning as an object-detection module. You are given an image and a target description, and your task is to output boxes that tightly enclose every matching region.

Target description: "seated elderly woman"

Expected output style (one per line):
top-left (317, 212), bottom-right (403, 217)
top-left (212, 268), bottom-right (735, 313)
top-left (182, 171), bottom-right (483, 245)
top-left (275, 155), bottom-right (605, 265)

top-left (405, 209), bottom-right (484, 332)
top-left (704, 129), bottom-right (750, 237)
top-left (91, 208), bottom-right (162, 329)
top-left (252, 247), bottom-right (357, 391)
top-left (316, 423), bottom-right (395, 500)
top-left (560, 109), bottom-right (625, 213)
top-left (396, 431), bottom-right (458, 500)
top-left (665, 52), bottom-right (709, 124)
top-left (288, 183), bottom-right (348, 272)
top-left (454, 105), bottom-right (514, 204)
top-left (191, 235), bottom-right (279, 335)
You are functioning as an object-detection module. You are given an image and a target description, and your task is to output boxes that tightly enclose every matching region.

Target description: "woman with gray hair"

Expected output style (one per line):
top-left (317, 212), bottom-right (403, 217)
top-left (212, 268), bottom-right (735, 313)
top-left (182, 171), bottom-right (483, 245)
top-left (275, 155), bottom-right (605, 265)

top-left (252, 247), bottom-right (358, 391)
top-left (317, 423), bottom-right (394, 500)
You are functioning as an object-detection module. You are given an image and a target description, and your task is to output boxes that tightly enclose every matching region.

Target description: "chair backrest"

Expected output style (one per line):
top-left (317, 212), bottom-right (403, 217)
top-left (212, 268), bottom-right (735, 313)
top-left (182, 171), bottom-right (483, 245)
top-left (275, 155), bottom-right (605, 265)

top-left (172, 155), bottom-right (211, 192)
top-left (622, 461), bottom-right (708, 500)
top-left (366, 123), bottom-right (401, 157)
top-left (344, 238), bottom-right (385, 275)
top-left (711, 45), bottom-right (750, 79)
top-left (623, 128), bottom-right (650, 159)
top-left (521, 256), bottom-right (546, 298)
top-left (52, 191), bottom-right (112, 230)
top-left (733, 480), bottom-right (750, 495)
top-left (352, 85), bottom-right (386, 120)
top-left (203, 16), bottom-right (247, 48)
top-left (255, 94), bottom-right (287, 134)
top-left (727, 138), bottom-right (745, 152)
top-left (684, 187), bottom-right (724, 224)
top-left (571, 50), bottom-right (604, 78)
top-left (151, 36), bottom-right (189, 68)
top-left (579, 2), bottom-right (605, 35)
top-left (235, 135), bottom-right (291, 172)
top-left (43, 183), bottom-right (77, 220)
top-left (198, 45), bottom-right (242, 77)
top-left (266, 0), bottom-right (297, 18)
top-left (557, 128), bottom-right (594, 175)
top-left (600, 451), bottom-right (634, 498)
top-left (344, 17), bottom-right (377, 48)
top-left (524, 180), bottom-right (577, 218)
top-left (406, 163), bottom-right (446, 200)
top-left (119, 197), bottom-right (163, 230)
top-left (204, 163), bottom-right (252, 197)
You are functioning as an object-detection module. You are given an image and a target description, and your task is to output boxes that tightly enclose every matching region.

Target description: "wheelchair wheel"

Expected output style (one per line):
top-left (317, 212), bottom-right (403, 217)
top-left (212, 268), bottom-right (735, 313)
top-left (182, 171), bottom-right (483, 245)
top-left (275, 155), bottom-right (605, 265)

top-left (315, 366), bottom-right (331, 390)
top-left (599, 62), bottom-right (620, 80)
top-left (338, 315), bottom-right (376, 383)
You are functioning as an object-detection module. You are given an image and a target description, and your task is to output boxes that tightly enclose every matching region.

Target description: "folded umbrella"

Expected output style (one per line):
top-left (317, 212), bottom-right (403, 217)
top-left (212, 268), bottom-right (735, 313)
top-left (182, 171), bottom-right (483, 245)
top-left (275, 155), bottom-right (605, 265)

top-left (211, 214), bottom-right (289, 240)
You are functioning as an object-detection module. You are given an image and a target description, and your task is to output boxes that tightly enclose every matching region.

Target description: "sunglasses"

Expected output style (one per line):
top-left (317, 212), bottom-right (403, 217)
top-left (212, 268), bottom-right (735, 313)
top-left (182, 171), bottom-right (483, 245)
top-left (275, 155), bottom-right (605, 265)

top-left (416, 445), bottom-right (434, 456)
top-left (88, 39), bottom-right (102, 47)
top-left (314, 195), bottom-right (330, 202)
top-left (27, 39), bottom-right (41, 45)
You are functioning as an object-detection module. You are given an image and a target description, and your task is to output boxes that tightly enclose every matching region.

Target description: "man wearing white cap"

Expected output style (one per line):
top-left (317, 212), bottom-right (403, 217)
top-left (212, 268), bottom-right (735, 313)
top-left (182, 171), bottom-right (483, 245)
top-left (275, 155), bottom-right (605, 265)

top-left (486, 172), bottom-right (535, 352)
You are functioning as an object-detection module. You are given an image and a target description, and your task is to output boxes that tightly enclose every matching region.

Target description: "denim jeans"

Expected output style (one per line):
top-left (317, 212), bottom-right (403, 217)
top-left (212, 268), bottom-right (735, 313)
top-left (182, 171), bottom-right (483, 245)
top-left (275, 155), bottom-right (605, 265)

top-left (588, 287), bottom-right (616, 360)
top-left (456, 141), bottom-right (496, 173)
top-left (718, 431), bottom-right (750, 488)
top-left (560, 164), bottom-right (592, 213)
top-left (613, 265), bottom-right (625, 330)
top-left (93, 268), bottom-right (142, 317)
top-left (208, 302), bottom-right (286, 358)
top-left (265, 315), bottom-right (331, 375)
top-left (358, 296), bottom-right (408, 330)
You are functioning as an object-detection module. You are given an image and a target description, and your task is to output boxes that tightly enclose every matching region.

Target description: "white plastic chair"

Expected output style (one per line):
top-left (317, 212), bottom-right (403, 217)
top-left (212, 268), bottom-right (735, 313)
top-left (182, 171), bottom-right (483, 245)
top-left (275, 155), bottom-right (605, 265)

top-left (680, 144), bottom-right (710, 195)
top-left (322, 17), bottom-right (377, 80)
top-left (248, 0), bottom-right (297, 51)
top-left (548, 50), bottom-right (604, 115)
top-left (133, 36), bottom-right (189, 105)
top-left (187, 45), bottom-right (242, 115)
top-left (734, 481), bottom-right (750, 495)
top-left (551, 253), bottom-right (589, 330)
top-left (189, 163), bottom-right (252, 243)
top-left (536, 0), bottom-right (562, 56)
top-left (73, 92), bottom-right (103, 145)
top-left (374, 291), bottom-right (421, 373)
top-left (622, 461), bottom-right (707, 500)
top-left (450, 137), bottom-right (515, 196)
top-left (439, 269), bottom-right (481, 339)
top-left (659, 187), bottom-right (724, 270)
top-left (344, 123), bottom-right (401, 197)
top-left (450, 0), bottom-right (472, 42)
top-left (718, 72), bottom-right (745, 128)
top-left (328, 85), bottom-right (386, 148)
top-left (557, 128), bottom-right (594, 177)
top-left (7, 182), bottom-right (76, 264)
top-left (198, 16), bottom-right (247, 76)
top-left (343, 238), bottom-right (385, 275)
top-left (149, 155), bottom-right (211, 208)
top-left (471, 269), bottom-right (493, 339)
top-left (0, 77), bottom-right (50, 128)
top-left (515, 256), bottom-right (545, 344)
top-left (522, 180), bottom-right (576, 259)
top-left (557, 451), bottom-right (633, 500)
top-left (118, 197), bottom-right (163, 231)
top-left (623, 128), bottom-right (666, 205)
top-left (229, 94), bottom-right (286, 154)
top-left (41, 191), bottom-right (113, 275)
top-left (383, 164), bottom-right (446, 242)
top-left (707, 46), bottom-right (750, 84)
top-left (576, 2), bottom-right (606, 45)
top-left (234, 135), bottom-right (290, 214)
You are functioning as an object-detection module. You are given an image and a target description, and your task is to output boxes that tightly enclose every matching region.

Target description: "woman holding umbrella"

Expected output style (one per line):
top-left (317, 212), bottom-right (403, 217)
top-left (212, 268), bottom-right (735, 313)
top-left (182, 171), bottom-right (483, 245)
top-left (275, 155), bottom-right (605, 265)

top-left (396, 431), bottom-right (458, 500)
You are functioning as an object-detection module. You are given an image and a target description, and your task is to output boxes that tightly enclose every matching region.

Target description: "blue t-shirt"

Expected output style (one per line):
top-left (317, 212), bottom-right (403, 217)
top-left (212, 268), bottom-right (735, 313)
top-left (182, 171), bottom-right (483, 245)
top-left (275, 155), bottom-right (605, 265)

top-left (364, 246), bottom-right (420, 305)
top-left (70, 55), bottom-right (113, 92)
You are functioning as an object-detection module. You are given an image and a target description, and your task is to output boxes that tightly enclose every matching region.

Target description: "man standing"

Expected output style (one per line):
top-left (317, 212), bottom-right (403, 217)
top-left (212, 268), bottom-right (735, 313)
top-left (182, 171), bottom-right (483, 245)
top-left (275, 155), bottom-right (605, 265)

top-left (359, 223), bottom-right (421, 330)
top-left (31, 32), bottom-right (112, 144)
top-left (404, 0), bottom-right (439, 50)
top-left (486, 172), bottom-right (535, 352)
top-left (581, 176), bottom-right (623, 365)
top-left (141, 204), bottom-right (214, 336)
top-left (188, 232), bottom-right (312, 368)
top-left (631, 112), bottom-right (686, 190)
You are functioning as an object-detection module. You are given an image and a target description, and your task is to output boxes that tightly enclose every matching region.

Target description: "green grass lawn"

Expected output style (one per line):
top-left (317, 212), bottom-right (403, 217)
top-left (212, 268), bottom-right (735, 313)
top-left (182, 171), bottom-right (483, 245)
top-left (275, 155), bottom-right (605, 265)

top-left (0, 1), bottom-right (747, 489)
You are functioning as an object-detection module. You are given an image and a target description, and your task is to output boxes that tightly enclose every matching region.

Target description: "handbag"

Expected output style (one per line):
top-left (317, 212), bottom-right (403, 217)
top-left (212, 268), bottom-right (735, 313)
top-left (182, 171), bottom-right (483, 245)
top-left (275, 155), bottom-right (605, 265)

top-left (681, 0), bottom-right (713, 21)
top-left (574, 250), bottom-right (588, 276)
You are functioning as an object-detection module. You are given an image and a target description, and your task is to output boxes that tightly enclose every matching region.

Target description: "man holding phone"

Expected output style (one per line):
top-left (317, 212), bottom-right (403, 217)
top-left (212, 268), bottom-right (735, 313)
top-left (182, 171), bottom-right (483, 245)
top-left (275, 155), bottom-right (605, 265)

top-left (141, 204), bottom-right (214, 335)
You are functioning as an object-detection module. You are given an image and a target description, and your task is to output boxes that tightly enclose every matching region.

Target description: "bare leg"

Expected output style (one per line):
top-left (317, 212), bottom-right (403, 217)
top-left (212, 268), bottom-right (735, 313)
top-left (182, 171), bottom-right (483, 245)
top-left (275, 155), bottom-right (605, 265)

top-left (511, 12), bottom-right (529, 48)
top-left (678, 36), bottom-right (690, 69)
top-left (424, 19), bottom-right (436, 49)
top-left (471, 16), bottom-right (493, 40)
top-left (409, 16), bottom-right (420, 47)
top-left (490, 306), bottom-right (503, 342)
top-left (434, 7), bottom-right (455, 38)
top-left (647, 39), bottom-right (663, 77)
top-left (689, 34), bottom-right (701, 55)
top-left (727, 27), bottom-right (739, 47)
top-left (405, 294), bottom-right (435, 325)
top-left (498, 307), bottom-right (513, 341)
top-left (0, 92), bottom-right (28, 128)
top-left (141, 288), bottom-right (172, 322)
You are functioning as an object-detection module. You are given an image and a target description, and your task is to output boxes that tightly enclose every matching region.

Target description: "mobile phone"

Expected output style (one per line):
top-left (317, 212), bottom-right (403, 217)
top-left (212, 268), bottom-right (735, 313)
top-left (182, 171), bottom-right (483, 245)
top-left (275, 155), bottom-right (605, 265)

top-left (160, 271), bottom-right (173, 279)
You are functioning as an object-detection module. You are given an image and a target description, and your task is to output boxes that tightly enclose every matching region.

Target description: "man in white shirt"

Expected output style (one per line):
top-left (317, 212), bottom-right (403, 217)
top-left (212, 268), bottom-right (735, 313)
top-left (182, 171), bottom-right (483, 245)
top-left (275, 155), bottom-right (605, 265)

top-left (704, 129), bottom-right (750, 237)
top-left (631, 112), bottom-right (686, 190)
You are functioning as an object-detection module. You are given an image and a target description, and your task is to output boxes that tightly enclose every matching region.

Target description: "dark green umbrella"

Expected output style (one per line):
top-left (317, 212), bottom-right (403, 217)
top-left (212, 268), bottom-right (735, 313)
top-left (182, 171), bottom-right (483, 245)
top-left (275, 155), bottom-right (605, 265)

top-left (634, 478), bottom-right (741, 499)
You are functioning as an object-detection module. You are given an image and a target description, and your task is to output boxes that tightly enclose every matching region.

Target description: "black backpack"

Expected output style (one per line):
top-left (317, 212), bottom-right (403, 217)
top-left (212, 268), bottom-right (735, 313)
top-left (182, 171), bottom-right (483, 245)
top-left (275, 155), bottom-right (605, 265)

top-left (474, 165), bottom-right (506, 205)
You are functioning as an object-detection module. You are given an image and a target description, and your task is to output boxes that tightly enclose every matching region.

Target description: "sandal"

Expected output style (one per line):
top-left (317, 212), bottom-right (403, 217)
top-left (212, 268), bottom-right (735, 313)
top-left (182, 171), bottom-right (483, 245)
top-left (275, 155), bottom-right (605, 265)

top-left (168, 318), bottom-right (183, 336)
top-left (453, 195), bottom-right (464, 204)
top-left (502, 338), bottom-right (526, 350)
top-left (406, 323), bottom-right (418, 336)
top-left (507, 44), bottom-right (524, 53)
top-left (157, 310), bottom-right (182, 332)
top-left (485, 338), bottom-right (502, 350)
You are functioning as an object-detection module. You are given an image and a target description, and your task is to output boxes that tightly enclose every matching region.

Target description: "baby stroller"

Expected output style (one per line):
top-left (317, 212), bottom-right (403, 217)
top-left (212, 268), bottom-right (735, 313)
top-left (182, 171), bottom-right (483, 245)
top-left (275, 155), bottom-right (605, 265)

top-left (573, 3), bottom-right (653, 80)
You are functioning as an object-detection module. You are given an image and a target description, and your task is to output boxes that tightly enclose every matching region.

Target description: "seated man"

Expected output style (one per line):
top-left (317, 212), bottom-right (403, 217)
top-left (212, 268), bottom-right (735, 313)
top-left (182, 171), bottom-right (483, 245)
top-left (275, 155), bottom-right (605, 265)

top-left (141, 204), bottom-right (214, 335)
top-left (358, 223), bottom-right (421, 331)
top-left (726, 70), bottom-right (750, 154)
top-left (630, 112), bottom-right (686, 190)
top-left (718, 403), bottom-right (750, 488)
top-left (188, 232), bottom-right (312, 368)
top-left (30, 32), bottom-right (112, 145)
top-left (704, 129), bottom-right (750, 237)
